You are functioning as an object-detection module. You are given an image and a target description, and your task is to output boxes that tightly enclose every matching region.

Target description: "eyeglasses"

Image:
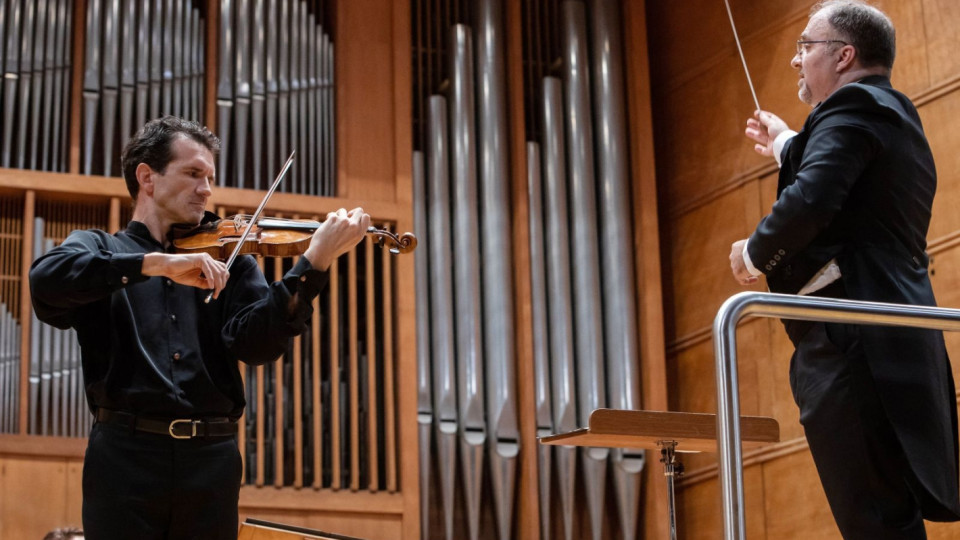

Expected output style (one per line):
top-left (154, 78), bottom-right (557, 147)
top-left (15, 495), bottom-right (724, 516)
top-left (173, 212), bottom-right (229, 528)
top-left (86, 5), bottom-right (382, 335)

top-left (796, 39), bottom-right (848, 54)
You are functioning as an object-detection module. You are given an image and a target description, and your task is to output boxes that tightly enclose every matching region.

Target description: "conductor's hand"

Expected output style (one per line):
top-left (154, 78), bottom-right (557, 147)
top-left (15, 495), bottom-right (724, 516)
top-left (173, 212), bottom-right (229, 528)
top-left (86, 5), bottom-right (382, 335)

top-left (729, 239), bottom-right (758, 286)
top-left (303, 207), bottom-right (372, 271)
top-left (745, 110), bottom-right (790, 158)
top-left (142, 252), bottom-right (230, 299)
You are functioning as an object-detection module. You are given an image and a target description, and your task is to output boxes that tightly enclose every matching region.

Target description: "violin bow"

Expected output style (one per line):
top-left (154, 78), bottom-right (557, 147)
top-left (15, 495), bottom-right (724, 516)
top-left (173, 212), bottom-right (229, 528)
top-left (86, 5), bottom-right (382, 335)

top-left (204, 150), bottom-right (297, 303)
top-left (723, 0), bottom-right (761, 111)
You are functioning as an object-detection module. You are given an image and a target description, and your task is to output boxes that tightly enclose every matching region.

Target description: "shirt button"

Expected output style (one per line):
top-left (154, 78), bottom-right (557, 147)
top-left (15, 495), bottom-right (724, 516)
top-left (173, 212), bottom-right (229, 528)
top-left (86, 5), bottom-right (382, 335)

top-left (121, 276), bottom-right (129, 284)
top-left (300, 275), bottom-right (307, 282)
top-left (170, 314), bottom-right (177, 322)
top-left (165, 279), bottom-right (173, 287)
top-left (172, 352), bottom-right (181, 361)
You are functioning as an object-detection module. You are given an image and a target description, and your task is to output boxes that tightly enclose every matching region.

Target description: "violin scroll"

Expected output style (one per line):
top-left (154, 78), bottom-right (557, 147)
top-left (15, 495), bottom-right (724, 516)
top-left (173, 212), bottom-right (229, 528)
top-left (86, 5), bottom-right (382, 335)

top-left (367, 227), bottom-right (417, 254)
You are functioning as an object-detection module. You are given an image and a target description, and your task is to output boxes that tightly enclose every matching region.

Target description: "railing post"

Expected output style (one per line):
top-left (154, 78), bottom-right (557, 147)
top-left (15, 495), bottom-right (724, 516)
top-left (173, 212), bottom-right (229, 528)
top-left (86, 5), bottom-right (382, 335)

top-left (712, 291), bottom-right (960, 540)
top-left (713, 293), bottom-right (750, 540)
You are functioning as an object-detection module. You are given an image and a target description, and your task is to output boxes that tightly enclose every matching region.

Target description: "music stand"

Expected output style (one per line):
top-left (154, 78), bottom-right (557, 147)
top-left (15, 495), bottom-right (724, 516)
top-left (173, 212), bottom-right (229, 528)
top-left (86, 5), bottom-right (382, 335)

top-left (540, 409), bottom-right (779, 540)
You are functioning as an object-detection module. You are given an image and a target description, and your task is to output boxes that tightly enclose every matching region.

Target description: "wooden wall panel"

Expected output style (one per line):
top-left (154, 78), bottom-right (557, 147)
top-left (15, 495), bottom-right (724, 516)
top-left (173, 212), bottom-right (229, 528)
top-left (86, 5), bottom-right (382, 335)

top-left (646, 0), bottom-right (805, 89)
top-left (337, 0), bottom-right (397, 202)
top-left (0, 457), bottom-right (83, 538)
top-left (622, 1), bottom-right (672, 538)
top-left (761, 319), bottom-right (805, 442)
top-left (921, 0), bottom-right (960, 87)
top-left (760, 451), bottom-right (838, 539)
top-left (929, 246), bottom-right (960, 384)
top-left (882, 0), bottom-right (930, 96)
top-left (923, 90), bottom-right (960, 242)
top-left (654, 16), bottom-right (810, 214)
top-left (65, 461), bottom-right (83, 526)
top-left (670, 318), bottom-right (770, 474)
top-left (668, 188), bottom-right (764, 339)
top-left (675, 466), bottom-right (767, 540)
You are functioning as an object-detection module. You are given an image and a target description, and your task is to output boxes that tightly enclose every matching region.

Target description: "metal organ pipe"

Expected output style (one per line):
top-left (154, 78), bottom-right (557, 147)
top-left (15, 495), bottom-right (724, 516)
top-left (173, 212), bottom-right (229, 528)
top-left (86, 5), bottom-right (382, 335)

top-left (590, 0), bottom-right (646, 538)
top-left (277, 0), bottom-right (290, 191)
top-left (19, 0), bottom-right (35, 167)
top-left (562, 3), bottom-right (609, 539)
top-left (526, 141), bottom-right (554, 540)
top-left (135, 0), bottom-right (150, 130)
top-left (413, 151), bottom-right (433, 540)
top-left (476, 0), bottom-right (519, 537)
top-left (427, 95), bottom-right (458, 540)
top-left (81, 0), bottom-right (101, 174)
top-left (52, 0), bottom-right (73, 171)
top-left (119, 0), bottom-right (136, 144)
top-left (450, 24), bottom-right (486, 540)
top-left (542, 76), bottom-right (577, 540)
top-left (251, 0), bottom-right (266, 190)
top-left (148, 0), bottom-right (161, 120)
top-left (100, 0), bottom-right (119, 176)
top-left (288, 2), bottom-right (301, 193)
top-left (234, 0), bottom-right (251, 190)
top-left (216, 0), bottom-right (234, 186)
top-left (39, 0), bottom-right (60, 170)
top-left (1, 0), bottom-right (22, 167)
top-left (265, 0), bottom-right (279, 178)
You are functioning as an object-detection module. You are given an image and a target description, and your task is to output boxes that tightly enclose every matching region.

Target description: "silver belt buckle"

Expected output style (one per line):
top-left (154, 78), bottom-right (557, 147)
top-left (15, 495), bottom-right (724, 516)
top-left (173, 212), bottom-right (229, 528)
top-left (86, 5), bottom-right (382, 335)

top-left (169, 419), bottom-right (198, 439)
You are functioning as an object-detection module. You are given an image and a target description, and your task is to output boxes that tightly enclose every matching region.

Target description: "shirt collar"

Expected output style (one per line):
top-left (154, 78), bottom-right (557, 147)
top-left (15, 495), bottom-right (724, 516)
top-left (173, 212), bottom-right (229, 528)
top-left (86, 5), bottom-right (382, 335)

top-left (125, 220), bottom-right (163, 249)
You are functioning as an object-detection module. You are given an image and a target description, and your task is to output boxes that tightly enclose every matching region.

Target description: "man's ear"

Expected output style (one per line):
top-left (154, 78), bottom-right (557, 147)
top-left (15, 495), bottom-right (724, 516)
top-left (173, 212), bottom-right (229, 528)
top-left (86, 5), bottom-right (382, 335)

top-left (836, 44), bottom-right (857, 72)
top-left (136, 162), bottom-right (155, 197)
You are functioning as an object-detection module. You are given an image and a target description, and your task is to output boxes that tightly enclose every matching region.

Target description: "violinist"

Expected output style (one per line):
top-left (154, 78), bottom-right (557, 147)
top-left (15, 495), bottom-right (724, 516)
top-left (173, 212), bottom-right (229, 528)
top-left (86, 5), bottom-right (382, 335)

top-left (29, 116), bottom-right (370, 540)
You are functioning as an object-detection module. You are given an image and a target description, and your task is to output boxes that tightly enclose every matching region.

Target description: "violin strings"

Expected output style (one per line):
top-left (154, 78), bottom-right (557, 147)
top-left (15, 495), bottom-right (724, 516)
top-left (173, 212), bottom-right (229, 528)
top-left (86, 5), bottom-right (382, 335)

top-left (204, 150), bottom-right (296, 304)
top-left (723, 0), bottom-right (761, 111)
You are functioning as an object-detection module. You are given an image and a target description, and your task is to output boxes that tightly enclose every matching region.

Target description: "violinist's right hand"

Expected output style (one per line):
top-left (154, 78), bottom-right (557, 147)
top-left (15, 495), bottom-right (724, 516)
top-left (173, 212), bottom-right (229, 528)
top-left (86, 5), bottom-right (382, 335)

top-left (746, 110), bottom-right (790, 157)
top-left (142, 252), bottom-right (230, 299)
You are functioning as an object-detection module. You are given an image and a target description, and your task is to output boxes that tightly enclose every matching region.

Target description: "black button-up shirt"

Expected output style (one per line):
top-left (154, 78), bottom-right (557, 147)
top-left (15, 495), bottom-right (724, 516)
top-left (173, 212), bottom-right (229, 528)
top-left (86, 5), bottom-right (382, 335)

top-left (29, 217), bottom-right (328, 419)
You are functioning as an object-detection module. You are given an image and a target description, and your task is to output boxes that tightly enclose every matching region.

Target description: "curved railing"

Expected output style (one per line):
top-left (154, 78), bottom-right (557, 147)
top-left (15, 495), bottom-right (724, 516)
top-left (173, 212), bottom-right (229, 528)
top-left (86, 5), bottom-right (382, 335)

top-left (713, 291), bottom-right (960, 540)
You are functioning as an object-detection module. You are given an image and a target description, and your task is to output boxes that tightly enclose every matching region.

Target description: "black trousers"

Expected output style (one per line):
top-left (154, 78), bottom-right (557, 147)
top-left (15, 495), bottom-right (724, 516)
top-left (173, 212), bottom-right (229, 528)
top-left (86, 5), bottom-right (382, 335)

top-left (82, 421), bottom-right (242, 540)
top-left (788, 321), bottom-right (927, 539)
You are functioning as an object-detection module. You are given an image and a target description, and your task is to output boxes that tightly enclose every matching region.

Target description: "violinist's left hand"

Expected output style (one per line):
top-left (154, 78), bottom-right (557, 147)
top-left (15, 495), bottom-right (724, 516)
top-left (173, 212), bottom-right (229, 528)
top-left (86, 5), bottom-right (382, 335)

top-left (303, 208), bottom-right (371, 270)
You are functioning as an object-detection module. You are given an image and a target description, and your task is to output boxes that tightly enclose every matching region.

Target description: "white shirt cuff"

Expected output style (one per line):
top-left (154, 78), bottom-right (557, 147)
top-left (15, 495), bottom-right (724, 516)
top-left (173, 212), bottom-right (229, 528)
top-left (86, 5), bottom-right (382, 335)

top-left (772, 130), bottom-right (798, 168)
top-left (742, 240), bottom-right (762, 277)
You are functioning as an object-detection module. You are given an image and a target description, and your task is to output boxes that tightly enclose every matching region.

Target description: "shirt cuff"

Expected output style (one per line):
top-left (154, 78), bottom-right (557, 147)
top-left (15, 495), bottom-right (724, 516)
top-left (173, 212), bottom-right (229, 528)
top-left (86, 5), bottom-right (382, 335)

top-left (742, 240), bottom-right (762, 277)
top-left (282, 256), bottom-right (330, 302)
top-left (105, 251), bottom-right (148, 287)
top-left (772, 129), bottom-right (798, 168)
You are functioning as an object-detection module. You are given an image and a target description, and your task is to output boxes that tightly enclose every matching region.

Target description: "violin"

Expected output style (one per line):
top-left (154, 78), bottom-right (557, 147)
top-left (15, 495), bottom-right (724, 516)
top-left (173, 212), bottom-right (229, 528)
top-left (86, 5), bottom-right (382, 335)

top-left (175, 150), bottom-right (416, 303)
top-left (172, 215), bottom-right (417, 260)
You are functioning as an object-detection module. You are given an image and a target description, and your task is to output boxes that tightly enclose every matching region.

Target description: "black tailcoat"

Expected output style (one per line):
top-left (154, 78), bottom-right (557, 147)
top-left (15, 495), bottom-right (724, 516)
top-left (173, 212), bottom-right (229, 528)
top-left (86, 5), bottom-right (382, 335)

top-left (747, 75), bottom-right (960, 519)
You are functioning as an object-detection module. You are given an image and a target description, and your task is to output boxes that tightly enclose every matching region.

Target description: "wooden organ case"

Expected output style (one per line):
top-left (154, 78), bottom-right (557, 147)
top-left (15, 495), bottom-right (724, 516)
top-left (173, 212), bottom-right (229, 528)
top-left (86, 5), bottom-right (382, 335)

top-left (0, 1), bottom-right (419, 539)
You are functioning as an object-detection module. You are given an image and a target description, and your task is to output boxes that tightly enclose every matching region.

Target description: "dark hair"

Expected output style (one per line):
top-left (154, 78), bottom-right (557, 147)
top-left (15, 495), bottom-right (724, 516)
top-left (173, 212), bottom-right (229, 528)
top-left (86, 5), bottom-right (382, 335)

top-left (43, 527), bottom-right (84, 540)
top-left (120, 116), bottom-right (220, 200)
top-left (814, 0), bottom-right (896, 71)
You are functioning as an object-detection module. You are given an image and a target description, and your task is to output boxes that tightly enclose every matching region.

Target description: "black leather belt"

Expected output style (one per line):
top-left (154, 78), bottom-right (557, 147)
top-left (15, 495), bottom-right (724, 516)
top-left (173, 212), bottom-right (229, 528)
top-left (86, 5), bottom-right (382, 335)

top-left (96, 409), bottom-right (238, 439)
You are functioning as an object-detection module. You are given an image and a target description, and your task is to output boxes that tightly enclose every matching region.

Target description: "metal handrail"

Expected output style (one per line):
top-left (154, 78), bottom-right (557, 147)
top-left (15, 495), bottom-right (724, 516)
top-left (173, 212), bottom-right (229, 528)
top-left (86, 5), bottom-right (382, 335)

top-left (713, 291), bottom-right (960, 540)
